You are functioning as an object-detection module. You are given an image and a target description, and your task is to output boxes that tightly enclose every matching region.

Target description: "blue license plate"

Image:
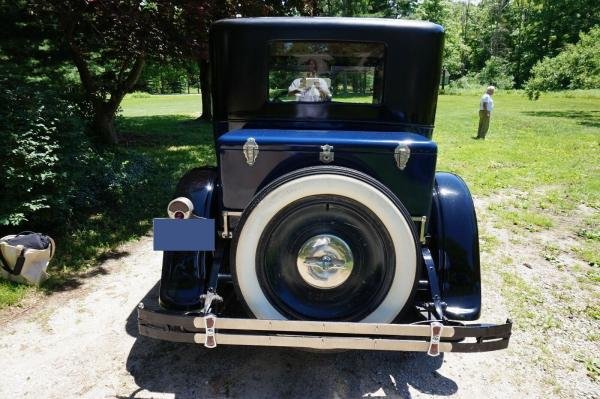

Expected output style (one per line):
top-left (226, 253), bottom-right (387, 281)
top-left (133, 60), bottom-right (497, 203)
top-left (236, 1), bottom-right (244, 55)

top-left (153, 218), bottom-right (215, 251)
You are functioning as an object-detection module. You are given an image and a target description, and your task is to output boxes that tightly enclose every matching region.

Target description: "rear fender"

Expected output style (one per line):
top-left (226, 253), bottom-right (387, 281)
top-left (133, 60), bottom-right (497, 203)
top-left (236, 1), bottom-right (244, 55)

top-left (159, 167), bottom-right (217, 310)
top-left (429, 172), bottom-right (481, 321)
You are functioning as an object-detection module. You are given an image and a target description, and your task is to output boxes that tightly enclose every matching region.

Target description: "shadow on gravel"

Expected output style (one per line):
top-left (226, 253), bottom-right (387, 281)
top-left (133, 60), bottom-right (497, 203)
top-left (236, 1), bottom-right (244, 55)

top-left (125, 283), bottom-right (458, 399)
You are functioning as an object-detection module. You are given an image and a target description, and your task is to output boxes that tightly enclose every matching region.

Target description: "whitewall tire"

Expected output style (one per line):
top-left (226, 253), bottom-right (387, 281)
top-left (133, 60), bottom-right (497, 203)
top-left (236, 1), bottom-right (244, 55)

top-left (232, 168), bottom-right (418, 323)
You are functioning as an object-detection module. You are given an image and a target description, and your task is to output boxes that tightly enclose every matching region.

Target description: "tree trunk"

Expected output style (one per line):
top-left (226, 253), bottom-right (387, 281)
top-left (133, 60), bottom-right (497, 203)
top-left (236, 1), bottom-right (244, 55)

top-left (198, 58), bottom-right (212, 121)
top-left (92, 105), bottom-right (119, 145)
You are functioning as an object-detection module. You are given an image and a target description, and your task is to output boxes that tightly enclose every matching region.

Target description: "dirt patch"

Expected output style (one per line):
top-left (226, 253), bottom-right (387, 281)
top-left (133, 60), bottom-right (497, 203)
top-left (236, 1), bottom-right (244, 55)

top-left (0, 196), bottom-right (598, 398)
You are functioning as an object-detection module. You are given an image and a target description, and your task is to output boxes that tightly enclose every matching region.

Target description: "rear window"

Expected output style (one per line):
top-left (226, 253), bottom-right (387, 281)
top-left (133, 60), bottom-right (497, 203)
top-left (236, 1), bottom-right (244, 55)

top-left (268, 41), bottom-right (385, 105)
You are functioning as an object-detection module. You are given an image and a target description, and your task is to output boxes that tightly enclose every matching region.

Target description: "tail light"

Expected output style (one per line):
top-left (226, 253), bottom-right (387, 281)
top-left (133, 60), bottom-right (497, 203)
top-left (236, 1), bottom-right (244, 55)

top-left (167, 197), bottom-right (194, 219)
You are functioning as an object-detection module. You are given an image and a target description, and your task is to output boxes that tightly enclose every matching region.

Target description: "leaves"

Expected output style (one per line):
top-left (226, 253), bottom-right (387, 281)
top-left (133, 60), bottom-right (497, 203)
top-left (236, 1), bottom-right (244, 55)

top-left (526, 27), bottom-right (600, 98)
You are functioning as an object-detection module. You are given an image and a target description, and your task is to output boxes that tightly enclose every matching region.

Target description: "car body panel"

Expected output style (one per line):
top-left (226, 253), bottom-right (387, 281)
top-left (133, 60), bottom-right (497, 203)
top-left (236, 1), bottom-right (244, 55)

top-left (429, 172), bottom-right (481, 320)
top-left (210, 17), bottom-right (444, 138)
top-left (217, 129), bottom-right (437, 217)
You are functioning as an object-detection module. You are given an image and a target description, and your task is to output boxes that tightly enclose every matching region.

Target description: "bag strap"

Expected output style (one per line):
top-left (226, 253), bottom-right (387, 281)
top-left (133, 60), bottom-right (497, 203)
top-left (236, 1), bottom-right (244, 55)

top-left (0, 245), bottom-right (26, 276)
top-left (15, 231), bottom-right (36, 237)
top-left (12, 247), bottom-right (27, 275)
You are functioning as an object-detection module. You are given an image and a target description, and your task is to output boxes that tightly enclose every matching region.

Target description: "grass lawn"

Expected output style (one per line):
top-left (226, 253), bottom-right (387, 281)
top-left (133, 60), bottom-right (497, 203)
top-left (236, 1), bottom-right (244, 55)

top-left (1, 91), bottom-right (598, 312)
top-left (436, 92), bottom-right (599, 208)
top-left (435, 92), bottom-right (599, 267)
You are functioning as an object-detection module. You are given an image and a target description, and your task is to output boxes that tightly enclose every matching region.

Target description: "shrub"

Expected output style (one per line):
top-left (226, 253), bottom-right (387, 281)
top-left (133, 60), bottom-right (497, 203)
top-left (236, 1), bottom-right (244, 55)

top-left (129, 91), bottom-right (153, 99)
top-left (0, 79), bottom-right (152, 235)
top-left (478, 56), bottom-right (515, 89)
top-left (448, 73), bottom-right (483, 89)
top-left (526, 27), bottom-right (600, 99)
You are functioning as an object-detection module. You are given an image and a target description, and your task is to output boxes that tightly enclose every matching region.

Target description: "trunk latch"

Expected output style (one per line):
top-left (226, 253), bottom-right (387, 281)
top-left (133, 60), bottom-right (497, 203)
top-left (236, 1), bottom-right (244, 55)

top-left (320, 144), bottom-right (334, 163)
top-left (243, 137), bottom-right (259, 166)
top-left (394, 143), bottom-right (411, 170)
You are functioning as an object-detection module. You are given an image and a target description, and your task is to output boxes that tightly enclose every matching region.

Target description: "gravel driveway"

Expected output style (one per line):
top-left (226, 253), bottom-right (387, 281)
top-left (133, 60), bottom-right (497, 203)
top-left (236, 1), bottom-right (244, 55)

top-left (0, 199), bottom-right (594, 398)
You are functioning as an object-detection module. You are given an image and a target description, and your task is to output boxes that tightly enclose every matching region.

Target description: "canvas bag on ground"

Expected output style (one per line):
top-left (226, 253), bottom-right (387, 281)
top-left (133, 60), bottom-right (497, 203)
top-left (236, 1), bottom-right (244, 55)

top-left (0, 232), bottom-right (55, 285)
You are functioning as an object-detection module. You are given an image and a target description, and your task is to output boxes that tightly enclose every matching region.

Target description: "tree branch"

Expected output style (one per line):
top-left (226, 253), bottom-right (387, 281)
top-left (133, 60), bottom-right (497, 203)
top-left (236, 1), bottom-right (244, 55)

top-left (59, 13), bottom-right (98, 102)
top-left (109, 54), bottom-right (145, 109)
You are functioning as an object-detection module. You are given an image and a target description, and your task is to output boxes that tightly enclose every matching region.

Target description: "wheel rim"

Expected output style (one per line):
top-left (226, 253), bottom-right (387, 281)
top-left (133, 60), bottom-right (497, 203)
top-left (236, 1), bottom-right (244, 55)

top-left (296, 234), bottom-right (354, 289)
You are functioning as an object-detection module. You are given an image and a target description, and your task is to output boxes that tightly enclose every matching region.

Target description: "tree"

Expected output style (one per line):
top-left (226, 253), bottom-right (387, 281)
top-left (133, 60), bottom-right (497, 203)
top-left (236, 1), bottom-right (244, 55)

top-left (525, 26), bottom-right (600, 98)
top-left (176, 0), bottom-right (319, 121)
top-left (415, 0), bottom-right (449, 25)
top-left (33, 1), bottom-right (181, 144)
top-left (473, 0), bottom-right (600, 87)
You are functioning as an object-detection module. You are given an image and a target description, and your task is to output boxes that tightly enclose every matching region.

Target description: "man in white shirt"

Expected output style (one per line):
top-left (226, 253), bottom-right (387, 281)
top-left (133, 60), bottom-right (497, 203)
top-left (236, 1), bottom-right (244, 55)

top-left (288, 59), bottom-right (332, 102)
top-left (476, 86), bottom-right (495, 139)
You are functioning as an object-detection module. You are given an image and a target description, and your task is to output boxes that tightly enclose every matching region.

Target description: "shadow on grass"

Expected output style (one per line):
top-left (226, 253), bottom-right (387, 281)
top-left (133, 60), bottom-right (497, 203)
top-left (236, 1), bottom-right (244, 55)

top-left (118, 115), bottom-right (214, 147)
top-left (38, 115), bottom-right (215, 294)
top-left (522, 110), bottom-right (600, 128)
top-left (123, 284), bottom-right (458, 399)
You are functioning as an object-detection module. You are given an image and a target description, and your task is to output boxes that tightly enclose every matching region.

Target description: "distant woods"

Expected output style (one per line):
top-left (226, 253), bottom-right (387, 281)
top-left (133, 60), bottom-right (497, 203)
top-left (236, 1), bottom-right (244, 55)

top-left (140, 1), bottom-right (600, 97)
top-left (1, 0), bottom-right (598, 145)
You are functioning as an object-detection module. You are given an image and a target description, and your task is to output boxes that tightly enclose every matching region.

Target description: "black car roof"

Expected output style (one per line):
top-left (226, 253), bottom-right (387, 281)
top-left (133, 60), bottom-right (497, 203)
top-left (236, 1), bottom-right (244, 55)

top-left (213, 16), bottom-right (443, 32)
top-left (210, 17), bottom-right (445, 137)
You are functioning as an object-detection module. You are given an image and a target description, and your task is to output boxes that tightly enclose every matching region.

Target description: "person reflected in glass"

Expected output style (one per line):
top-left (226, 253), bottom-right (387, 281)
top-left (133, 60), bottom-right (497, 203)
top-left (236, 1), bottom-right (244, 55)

top-left (288, 59), bottom-right (332, 102)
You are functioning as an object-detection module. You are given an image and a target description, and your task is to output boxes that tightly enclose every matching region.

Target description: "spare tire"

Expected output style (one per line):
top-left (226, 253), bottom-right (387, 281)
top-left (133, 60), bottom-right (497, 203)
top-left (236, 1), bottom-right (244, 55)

top-left (231, 166), bottom-right (419, 323)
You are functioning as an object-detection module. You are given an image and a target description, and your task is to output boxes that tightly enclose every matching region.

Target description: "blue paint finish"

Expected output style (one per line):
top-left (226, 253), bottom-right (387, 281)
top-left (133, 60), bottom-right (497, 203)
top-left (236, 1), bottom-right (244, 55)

top-left (429, 172), bottom-right (481, 321)
top-left (218, 129), bottom-right (436, 153)
top-left (217, 129), bottom-right (437, 217)
top-left (153, 218), bottom-right (215, 251)
top-left (159, 168), bottom-right (218, 311)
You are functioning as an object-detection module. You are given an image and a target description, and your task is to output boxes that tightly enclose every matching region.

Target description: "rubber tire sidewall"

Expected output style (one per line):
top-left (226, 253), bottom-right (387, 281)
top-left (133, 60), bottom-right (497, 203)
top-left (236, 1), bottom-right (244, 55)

top-left (231, 166), bottom-right (419, 323)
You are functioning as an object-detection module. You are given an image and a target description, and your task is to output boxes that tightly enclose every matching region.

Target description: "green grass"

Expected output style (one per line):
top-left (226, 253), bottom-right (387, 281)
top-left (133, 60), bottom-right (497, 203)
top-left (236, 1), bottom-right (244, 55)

top-left (0, 280), bottom-right (29, 308)
top-left (119, 93), bottom-right (202, 117)
top-left (499, 270), bottom-right (556, 330)
top-left (434, 92), bottom-right (600, 209)
top-left (1, 91), bottom-right (598, 308)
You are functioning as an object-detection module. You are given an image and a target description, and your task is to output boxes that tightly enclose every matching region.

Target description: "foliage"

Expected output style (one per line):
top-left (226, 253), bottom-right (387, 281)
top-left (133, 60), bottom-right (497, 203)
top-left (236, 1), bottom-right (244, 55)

top-left (318, 0), bottom-right (416, 17)
top-left (446, 73), bottom-right (484, 92)
top-left (463, 0), bottom-right (599, 87)
top-left (0, 79), bottom-right (152, 233)
top-left (478, 56), bottom-right (515, 89)
top-left (415, 0), bottom-right (449, 25)
top-left (525, 27), bottom-right (600, 99)
top-left (30, 1), bottom-right (183, 144)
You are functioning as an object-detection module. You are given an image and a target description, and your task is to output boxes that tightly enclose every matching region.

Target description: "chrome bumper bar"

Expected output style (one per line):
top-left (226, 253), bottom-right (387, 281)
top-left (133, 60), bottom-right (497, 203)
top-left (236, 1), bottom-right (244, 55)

top-left (137, 305), bottom-right (511, 356)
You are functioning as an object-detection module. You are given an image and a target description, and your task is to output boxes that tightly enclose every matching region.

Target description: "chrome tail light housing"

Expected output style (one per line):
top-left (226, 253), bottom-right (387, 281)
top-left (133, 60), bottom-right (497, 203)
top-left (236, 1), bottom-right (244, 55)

top-left (167, 197), bottom-right (194, 219)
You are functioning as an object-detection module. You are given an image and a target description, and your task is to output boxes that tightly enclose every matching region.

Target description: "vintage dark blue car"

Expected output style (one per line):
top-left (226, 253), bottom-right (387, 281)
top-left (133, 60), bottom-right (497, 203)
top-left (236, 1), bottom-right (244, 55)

top-left (138, 17), bottom-right (511, 356)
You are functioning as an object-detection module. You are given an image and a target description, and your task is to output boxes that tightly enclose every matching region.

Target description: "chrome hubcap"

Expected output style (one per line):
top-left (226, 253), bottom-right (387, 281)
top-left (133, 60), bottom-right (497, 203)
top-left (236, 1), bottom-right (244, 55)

top-left (297, 234), bottom-right (354, 289)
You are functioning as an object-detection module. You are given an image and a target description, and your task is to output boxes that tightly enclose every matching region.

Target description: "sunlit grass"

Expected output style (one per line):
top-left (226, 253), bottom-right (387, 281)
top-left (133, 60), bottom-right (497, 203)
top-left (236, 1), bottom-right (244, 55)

top-left (435, 92), bottom-right (599, 211)
top-left (2, 91), bottom-right (598, 307)
top-left (0, 280), bottom-right (29, 309)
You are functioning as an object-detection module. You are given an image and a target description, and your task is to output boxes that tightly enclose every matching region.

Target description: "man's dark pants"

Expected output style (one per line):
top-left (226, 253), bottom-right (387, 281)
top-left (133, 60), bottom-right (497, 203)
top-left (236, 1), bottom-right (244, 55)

top-left (477, 110), bottom-right (491, 139)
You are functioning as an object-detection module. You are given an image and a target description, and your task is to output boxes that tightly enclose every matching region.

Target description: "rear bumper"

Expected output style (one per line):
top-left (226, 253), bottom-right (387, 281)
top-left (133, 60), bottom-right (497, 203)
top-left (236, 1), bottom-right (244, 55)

top-left (137, 305), bottom-right (511, 356)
